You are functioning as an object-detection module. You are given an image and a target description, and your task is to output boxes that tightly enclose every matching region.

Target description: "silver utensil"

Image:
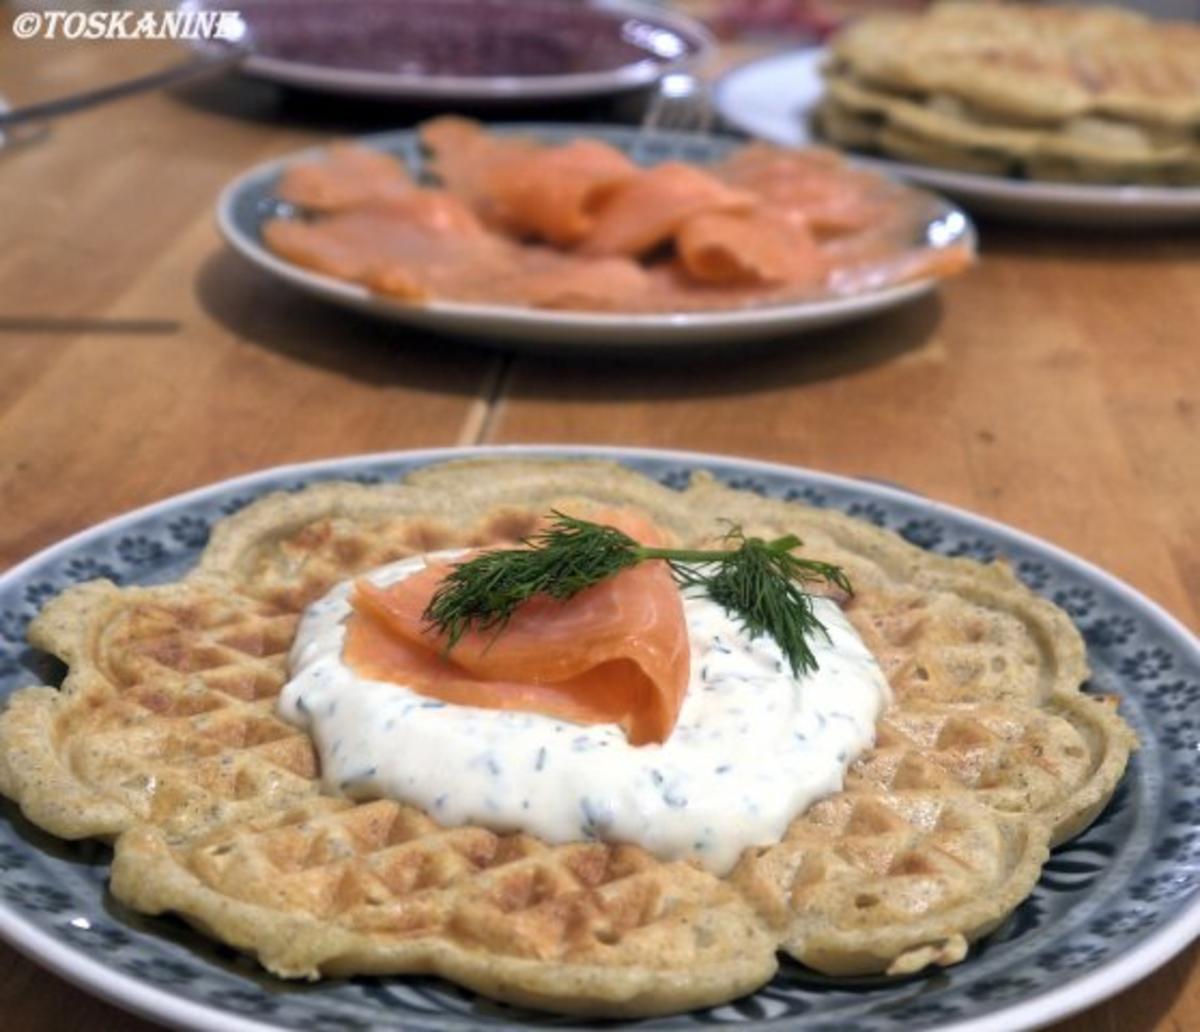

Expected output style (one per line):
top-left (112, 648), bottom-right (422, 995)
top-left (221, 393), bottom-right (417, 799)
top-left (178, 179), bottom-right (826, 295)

top-left (0, 43), bottom-right (247, 148)
top-left (640, 73), bottom-right (713, 136)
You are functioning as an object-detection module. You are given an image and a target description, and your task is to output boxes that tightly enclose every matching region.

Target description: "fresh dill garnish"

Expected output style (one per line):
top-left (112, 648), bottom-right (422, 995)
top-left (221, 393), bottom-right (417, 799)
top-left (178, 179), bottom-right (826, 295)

top-left (423, 512), bottom-right (852, 676)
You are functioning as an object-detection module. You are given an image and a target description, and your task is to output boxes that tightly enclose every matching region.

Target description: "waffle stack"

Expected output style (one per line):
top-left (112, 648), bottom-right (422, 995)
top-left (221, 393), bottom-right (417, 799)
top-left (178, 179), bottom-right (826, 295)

top-left (815, 3), bottom-right (1200, 184)
top-left (0, 460), bottom-right (1135, 1014)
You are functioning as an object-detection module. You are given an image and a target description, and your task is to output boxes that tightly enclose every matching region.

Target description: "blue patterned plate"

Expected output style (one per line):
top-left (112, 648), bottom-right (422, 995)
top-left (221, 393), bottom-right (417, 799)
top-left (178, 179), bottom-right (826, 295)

top-left (1, 446), bottom-right (1197, 1031)
top-left (216, 125), bottom-right (975, 350)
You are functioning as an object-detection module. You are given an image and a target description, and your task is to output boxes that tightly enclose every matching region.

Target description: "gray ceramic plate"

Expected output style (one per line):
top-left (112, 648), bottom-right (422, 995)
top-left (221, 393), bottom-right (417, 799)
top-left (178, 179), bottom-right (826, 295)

top-left (1, 446), bottom-right (1198, 1031)
top-left (216, 126), bottom-right (974, 349)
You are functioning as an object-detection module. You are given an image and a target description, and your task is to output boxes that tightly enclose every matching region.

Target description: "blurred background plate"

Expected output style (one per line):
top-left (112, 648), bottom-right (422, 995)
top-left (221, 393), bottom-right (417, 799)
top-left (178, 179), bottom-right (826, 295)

top-left (184, 0), bottom-right (713, 102)
top-left (216, 124), bottom-right (973, 350)
top-left (713, 49), bottom-right (1200, 227)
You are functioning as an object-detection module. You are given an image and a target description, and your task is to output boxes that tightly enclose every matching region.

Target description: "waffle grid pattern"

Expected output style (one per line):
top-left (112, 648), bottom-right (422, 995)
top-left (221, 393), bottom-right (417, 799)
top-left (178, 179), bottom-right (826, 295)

top-left (0, 460), bottom-right (1137, 1013)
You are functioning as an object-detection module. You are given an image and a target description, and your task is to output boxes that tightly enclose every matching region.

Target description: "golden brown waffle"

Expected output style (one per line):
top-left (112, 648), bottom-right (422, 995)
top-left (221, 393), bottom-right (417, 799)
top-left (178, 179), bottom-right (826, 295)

top-left (830, 4), bottom-right (1200, 127)
top-left (817, 4), bottom-right (1200, 185)
top-left (0, 580), bottom-right (318, 841)
top-left (0, 459), bottom-right (1136, 1013)
top-left (113, 799), bottom-right (774, 1014)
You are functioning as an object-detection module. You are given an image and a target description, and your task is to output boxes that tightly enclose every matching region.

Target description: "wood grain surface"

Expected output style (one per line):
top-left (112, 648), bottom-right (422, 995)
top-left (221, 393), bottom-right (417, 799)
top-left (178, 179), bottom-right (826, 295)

top-left (1, 28), bottom-right (1197, 1032)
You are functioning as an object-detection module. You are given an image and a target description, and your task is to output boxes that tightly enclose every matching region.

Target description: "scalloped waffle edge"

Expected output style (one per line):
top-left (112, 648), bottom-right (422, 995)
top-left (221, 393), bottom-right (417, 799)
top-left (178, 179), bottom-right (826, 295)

top-left (0, 459), bottom-right (1137, 1013)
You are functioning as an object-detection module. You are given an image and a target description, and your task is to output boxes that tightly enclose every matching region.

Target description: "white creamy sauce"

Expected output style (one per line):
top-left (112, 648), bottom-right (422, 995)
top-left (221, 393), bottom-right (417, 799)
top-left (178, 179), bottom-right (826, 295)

top-left (279, 555), bottom-right (890, 875)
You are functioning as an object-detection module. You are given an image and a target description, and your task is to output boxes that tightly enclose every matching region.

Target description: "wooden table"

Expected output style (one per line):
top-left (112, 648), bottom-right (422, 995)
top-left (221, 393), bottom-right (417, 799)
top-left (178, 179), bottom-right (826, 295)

top-left (1, 31), bottom-right (1197, 1032)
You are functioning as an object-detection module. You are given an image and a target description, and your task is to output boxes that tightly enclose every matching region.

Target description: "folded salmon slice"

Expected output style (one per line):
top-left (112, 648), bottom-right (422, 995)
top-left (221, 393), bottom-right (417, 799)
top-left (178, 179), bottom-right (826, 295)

top-left (342, 511), bottom-right (690, 746)
top-left (485, 139), bottom-right (637, 246)
top-left (422, 117), bottom-right (637, 246)
top-left (420, 116), bottom-right (540, 228)
top-left (676, 209), bottom-right (828, 287)
top-left (579, 163), bottom-right (756, 258)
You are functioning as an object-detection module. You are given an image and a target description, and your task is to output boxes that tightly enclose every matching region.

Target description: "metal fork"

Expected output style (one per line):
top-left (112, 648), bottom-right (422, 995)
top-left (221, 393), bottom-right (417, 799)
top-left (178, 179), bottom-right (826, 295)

top-left (633, 72), bottom-right (714, 161)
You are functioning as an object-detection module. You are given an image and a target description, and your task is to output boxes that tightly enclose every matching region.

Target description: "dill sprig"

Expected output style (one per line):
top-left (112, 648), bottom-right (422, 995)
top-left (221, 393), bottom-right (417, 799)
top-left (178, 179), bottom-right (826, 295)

top-left (423, 512), bottom-right (852, 676)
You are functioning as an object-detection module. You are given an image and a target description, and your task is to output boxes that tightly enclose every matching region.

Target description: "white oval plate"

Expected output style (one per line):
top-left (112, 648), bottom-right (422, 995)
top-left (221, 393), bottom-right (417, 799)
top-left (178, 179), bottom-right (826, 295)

top-left (217, 125), bottom-right (973, 351)
top-left (0, 445), bottom-right (1198, 1031)
top-left (713, 49), bottom-right (1200, 227)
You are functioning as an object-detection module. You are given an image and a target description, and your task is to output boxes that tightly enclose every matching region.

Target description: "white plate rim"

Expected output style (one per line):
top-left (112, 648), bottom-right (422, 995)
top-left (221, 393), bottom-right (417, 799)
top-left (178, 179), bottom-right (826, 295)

top-left (0, 442), bottom-right (1198, 1032)
top-left (712, 48), bottom-right (1200, 215)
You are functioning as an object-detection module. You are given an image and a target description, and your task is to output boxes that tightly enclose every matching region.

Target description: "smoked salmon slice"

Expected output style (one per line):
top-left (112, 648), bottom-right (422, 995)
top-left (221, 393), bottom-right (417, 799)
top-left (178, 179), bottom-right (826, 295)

top-left (277, 143), bottom-right (413, 212)
top-left (484, 139), bottom-right (637, 246)
top-left (422, 117), bottom-right (636, 245)
top-left (579, 163), bottom-right (756, 258)
top-left (342, 511), bottom-right (690, 746)
top-left (713, 144), bottom-right (890, 238)
top-left (676, 210), bottom-right (828, 287)
top-left (420, 116), bottom-right (540, 228)
top-left (263, 203), bottom-right (651, 309)
top-left (518, 254), bottom-right (652, 310)
top-left (370, 189), bottom-right (489, 239)
top-left (262, 195), bottom-right (508, 302)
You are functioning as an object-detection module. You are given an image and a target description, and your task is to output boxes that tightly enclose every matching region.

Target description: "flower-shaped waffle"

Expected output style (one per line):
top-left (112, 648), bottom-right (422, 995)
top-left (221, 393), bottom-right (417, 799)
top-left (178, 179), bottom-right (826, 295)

top-left (0, 460), bottom-right (1135, 1015)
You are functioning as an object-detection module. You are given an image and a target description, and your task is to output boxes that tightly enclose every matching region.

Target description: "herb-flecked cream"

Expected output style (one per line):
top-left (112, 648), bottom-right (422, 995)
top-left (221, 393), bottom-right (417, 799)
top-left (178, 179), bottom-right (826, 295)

top-left (279, 555), bottom-right (890, 875)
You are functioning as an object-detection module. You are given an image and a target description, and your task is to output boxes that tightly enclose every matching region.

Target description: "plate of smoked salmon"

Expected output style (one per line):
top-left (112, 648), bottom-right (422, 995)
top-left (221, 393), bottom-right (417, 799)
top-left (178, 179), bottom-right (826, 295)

top-left (217, 119), bottom-right (975, 348)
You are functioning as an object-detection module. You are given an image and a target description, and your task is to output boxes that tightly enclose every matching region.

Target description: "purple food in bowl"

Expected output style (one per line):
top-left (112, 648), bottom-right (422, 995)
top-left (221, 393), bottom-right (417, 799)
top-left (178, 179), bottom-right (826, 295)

top-left (187, 0), bottom-right (713, 100)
